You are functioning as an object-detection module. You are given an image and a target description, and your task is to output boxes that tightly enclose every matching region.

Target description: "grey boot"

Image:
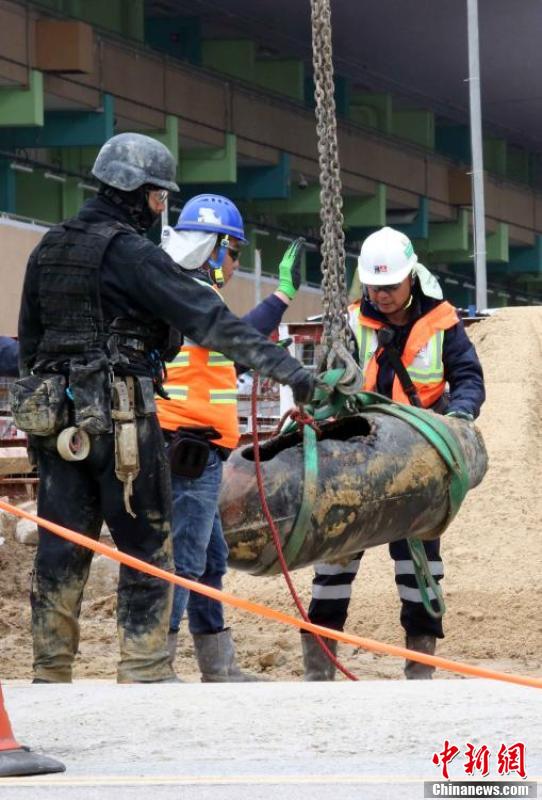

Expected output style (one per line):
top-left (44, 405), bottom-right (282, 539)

top-left (192, 629), bottom-right (262, 682)
top-left (301, 633), bottom-right (337, 681)
top-left (167, 631), bottom-right (178, 667)
top-left (404, 635), bottom-right (436, 680)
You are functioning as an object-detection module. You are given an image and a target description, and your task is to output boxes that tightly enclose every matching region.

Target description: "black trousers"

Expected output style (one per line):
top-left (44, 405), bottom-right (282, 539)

top-left (308, 538), bottom-right (444, 639)
top-left (31, 414), bottom-right (175, 682)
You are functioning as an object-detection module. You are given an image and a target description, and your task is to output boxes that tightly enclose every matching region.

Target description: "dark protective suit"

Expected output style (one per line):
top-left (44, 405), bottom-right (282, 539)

top-left (18, 195), bottom-right (307, 683)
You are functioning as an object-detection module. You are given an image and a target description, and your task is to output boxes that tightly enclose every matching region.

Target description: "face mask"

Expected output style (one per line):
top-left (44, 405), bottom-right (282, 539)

top-left (101, 185), bottom-right (157, 232)
top-left (161, 228), bottom-right (217, 269)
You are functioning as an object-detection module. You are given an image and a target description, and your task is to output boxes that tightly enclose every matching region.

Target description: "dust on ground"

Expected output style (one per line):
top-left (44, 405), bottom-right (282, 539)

top-left (1, 307), bottom-right (541, 681)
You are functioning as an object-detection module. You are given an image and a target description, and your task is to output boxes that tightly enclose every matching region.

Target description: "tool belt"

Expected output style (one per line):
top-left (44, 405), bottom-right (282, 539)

top-left (11, 361), bottom-right (157, 517)
top-left (166, 426), bottom-right (226, 479)
top-left (71, 372), bottom-right (155, 517)
top-left (11, 355), bottom-right (114, 437)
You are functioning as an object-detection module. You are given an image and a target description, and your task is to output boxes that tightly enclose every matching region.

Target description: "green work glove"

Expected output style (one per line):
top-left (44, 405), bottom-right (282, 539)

top-left (278, 237), bottom-right (305, 300)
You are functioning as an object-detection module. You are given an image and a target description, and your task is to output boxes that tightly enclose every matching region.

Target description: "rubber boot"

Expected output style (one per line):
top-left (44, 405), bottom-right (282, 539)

top-left (404, 634), bottom-right (436, 680)
top-left (165, 632), bottom-right (185, 681)
top-left (301, 633), bottom-right (337, 681)
top-left (192, 629), bottom-right (262, 682)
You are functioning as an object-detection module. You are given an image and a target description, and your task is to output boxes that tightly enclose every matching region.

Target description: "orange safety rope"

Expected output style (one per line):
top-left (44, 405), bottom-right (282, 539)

top-left (0, 496), bottom-right (541, 689)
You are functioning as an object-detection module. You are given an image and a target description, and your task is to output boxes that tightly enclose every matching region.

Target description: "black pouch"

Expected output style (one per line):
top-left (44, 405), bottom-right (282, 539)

top-left (10, 374), bottom-right (68, 436)
top-left (134, 375), bottom-right (156, 416)
top-left (69, 355), bottom-right (112, 434)
top-left (167, 427), bottom-right (220, 479)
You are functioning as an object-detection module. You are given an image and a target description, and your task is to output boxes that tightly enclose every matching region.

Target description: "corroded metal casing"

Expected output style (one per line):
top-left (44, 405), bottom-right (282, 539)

top-left (219, 413), bottom-right (488, 576)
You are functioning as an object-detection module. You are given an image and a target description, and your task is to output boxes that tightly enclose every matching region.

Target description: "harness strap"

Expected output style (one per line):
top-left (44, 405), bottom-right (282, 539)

top-left (376, 327), bottom-right (422, 408)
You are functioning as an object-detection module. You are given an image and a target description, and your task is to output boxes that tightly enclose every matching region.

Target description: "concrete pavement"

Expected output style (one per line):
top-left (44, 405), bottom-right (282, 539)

top-left (1, 680), bottom-right (541, 799)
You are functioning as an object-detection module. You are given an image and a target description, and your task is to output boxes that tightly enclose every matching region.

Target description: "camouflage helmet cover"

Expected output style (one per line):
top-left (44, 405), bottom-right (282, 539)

top-left (92, 132), bottom-right (179, 192)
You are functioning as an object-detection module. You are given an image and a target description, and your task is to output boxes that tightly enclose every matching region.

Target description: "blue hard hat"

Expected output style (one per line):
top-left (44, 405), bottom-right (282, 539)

top-left (174, 194), bottom-right (247, 243)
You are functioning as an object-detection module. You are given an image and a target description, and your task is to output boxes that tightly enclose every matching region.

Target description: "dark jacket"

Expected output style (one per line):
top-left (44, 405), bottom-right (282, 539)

top-left (0, 337), bottom-right (19, 376)
top-left (361, 288), bottom-right (485, 418)
top-left (243, 293), bottom-right (287, 337)
top-left (18, 196), bottom-right (305, 388)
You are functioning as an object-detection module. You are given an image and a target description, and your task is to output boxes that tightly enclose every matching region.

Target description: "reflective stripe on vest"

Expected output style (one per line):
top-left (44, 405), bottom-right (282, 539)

top-left (156, 282), bottom-right (240, 448)
top-left (170, 351), bottom-right (190, 366)
top-left (348, 300), bottom-right (459, 408)
top-left (208, 352), bottom-right (234, 367)
top-left (165, 385), bottom-right (189, 401)
top-left (210, 389), bottom-right (238, 404)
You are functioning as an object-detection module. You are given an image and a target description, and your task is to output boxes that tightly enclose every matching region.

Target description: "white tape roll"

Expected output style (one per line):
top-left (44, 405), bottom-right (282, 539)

top-left (57, 427), bottom-right (91, 462)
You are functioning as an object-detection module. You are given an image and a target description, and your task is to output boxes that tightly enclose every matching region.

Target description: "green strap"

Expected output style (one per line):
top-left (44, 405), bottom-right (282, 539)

top-left (353, 391), bottom-right (470, 525)
top-left (278, 368), bottom-right (346, 564)
top-left (282, 423), bottom-right (319, 566)
top-left (276, 375), bottom-right (470, 586)
top-left (350, 391), bottom-right (469, 621)
top-left (407, 536), bottom-right (446, 620)
top-left (310, 368), bottom-right (352, 421)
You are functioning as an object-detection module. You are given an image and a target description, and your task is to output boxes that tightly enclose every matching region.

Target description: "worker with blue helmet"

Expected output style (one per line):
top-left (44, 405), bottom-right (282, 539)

top-left (157, 193), bottom-right (304, 681)
top-left (171, 194), bottom-right (248, 289)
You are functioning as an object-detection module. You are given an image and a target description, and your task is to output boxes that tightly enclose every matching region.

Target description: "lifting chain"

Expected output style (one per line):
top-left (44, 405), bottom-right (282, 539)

top-left (310, 0), bottom-right (362, 392)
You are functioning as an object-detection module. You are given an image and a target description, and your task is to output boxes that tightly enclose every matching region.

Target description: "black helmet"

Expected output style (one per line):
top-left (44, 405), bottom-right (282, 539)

top-left (92, 132), bottom-right (179, 193)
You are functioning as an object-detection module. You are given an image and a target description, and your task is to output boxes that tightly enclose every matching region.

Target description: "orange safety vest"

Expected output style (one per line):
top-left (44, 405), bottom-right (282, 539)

top-left (349, 300), bottom-right (459, 408)
top-left (155, 283), bottom-right (240, 449)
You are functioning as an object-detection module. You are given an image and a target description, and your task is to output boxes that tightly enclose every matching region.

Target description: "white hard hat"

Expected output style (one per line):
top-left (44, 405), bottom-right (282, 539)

top-left (357, 226), bottom-right (418, 286)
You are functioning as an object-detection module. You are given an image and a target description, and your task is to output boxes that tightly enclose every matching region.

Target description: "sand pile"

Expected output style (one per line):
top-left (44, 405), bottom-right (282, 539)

top-left (1, 306), bottom-right (541, 680)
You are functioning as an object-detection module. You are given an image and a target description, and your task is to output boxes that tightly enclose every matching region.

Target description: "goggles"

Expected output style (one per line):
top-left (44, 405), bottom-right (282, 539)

top-left (218, 236), bottom-right (241, 263)
top-left (147, 188), bottom-right (169, 203)
top-left (366, 282), bottom-right (403, 293)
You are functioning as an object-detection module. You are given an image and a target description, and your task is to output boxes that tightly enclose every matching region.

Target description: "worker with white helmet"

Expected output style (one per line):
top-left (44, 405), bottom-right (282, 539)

top-left (302, 226), bottom-right (485, 680)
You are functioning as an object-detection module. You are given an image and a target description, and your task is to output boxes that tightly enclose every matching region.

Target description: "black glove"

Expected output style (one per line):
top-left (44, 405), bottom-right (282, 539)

top-left (446, 410), bottom-right (474, 421)
top-left (289, 368), bottom-right (315, 405)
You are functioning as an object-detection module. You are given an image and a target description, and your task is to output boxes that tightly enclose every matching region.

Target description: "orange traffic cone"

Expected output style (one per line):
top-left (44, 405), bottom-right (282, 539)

top-left (0, 683), bottom-right (65, 777)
